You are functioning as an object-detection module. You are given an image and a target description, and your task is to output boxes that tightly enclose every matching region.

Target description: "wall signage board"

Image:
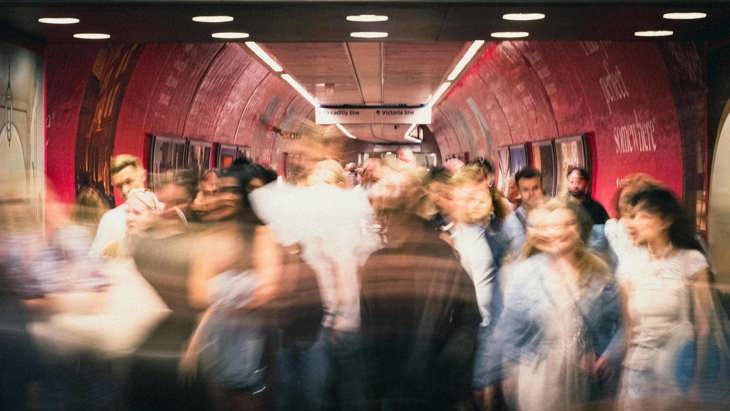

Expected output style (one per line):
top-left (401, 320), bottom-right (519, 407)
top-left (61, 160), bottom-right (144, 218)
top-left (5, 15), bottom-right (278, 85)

top-left (531, 140), bottom-right (557, 197)
top-left (315, 106), bottom-right (432, 125)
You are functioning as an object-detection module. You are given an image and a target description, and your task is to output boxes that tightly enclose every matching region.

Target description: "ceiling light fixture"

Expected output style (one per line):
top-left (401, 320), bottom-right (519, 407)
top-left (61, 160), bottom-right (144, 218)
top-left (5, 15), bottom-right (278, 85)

top-left (38, 17), bottom-right (79, 24)
top-left (502, 13), bottom-right (545, 21)
top-left (490, 31), bottom-right (529, 39)
top-left (447, 40), bottom-right (485, 81)
top-left (212, 32), bottom-right (249, 39)
top-left (427, 81), bottom-right (452, 107)
top-left (346, 15), bottom-right (389, 22)
top-left (73, 33), bottom-right (110, 40)
top-left (336, 123), bottom-right (357, 139)
top-left (282, 74), bottom-right (319, 107)
top-left (662, 12), bottom-right (707, 20)
top-left (634, 30), bottom-right (673, 37)
top-left (350, 32), bottom-right (388, 39)
top-left (245, 42), bottom-right (283, 72)
top-left (193, 16), bottom-right (234, 23)
top-left (405, 135), bottom-right (422, 144)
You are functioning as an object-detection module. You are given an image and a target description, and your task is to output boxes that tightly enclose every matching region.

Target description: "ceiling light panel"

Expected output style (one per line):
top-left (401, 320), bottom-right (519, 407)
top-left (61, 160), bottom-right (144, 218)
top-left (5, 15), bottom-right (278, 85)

top-left (336, 123), bottom-right (357, 139)
top-left (427, 81), bottom-right (452, 106)
top-left (73, 33), bottom-right (110, 39)
top-left (346, 15), bottom-right (388, 22)
top-left (491, 32), bottom-right (529, 39)
top-left (350, 32), bottom-right (388, 39)
top-left (211, 32), bottom-right (249, 39)
top-left (634, 30), bottom-right (673, 37)
top-left (193, 16), bottom-right (234, 23)
top-left (39, 17), bottom-right (79, 24)
top-left (502, 13), bottom-right (546, 21)
top-left (662, 12), bottom-right (707, 20)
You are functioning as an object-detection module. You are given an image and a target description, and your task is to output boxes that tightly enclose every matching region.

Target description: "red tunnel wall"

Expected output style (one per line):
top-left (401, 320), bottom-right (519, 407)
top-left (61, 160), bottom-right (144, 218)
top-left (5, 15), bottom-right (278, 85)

top-left (45, 42), bottom-right (312, 205)
top-left (432, 41), bottom-right (705, 217)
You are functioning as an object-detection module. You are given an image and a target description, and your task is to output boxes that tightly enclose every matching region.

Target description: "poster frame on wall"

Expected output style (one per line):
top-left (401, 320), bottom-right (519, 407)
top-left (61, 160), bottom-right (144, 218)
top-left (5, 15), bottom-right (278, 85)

top-left (530, 139), bottom-right (558, 197)
top-left (217, 143), bottom-right (239, 168)
top-left (149, 135), bottom-right (188, 190)
top-left (508, 144), bottom-right (529, 177)
top-left (496, 146), bottom-right (511, 195)
top-left (554, 134), bottom-right (590, 197)
top-left (187, 139), bottom-right (213, 174)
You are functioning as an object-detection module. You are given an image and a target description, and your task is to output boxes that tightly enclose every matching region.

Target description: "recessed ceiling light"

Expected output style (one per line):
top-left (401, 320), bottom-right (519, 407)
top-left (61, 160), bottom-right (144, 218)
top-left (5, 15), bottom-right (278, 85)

top-left (38, 17), bottom-right (79, 25)
top-left (193, 16), bottom-right (234, 23)
top-left (73, 33), bottom-right (110, 40)
top-left (662, 12), bottom-right (707, 20)
top-left (502, 13), bottom-right (546, 21)
top-left (490, 31), bottom-right (529, 39)
top-left (346, 15), bottom-right (388, 23)
top-left (211, 32), bottom-right (250, 39)
top-left (350, 32), bottom-right (388, 39)
top-left (634, 30), bottom-right (673, 37)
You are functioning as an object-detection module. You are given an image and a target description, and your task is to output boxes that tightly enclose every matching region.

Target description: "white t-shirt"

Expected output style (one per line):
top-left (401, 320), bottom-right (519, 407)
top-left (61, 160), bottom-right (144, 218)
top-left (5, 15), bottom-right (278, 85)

top-left (90, 204), bottom-right (128, 256)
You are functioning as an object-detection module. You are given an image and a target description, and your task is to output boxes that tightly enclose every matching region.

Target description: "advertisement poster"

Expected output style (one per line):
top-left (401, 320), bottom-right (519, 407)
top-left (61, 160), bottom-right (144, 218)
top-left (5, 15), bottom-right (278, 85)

top-left (508, 144), bottom-right (528, 177)
top-left (554, 135), bottom-right (588, 197)
top-left (531, 140), bottom-right (557, 197)
top-left (149, 136), bottom-right (187, 190)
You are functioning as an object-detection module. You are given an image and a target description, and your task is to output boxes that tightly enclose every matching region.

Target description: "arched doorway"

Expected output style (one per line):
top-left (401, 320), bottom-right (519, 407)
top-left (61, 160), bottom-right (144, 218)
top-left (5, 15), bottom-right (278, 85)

top-left (0, 122), bottom-right (26, 199)
top-left (709, 102), bottom-right (730, 284)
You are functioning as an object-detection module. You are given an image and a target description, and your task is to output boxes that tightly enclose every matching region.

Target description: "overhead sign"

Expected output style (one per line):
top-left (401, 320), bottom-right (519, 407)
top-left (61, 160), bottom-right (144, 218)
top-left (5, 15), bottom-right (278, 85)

top-left (315, 106), bottom-right (432, 125)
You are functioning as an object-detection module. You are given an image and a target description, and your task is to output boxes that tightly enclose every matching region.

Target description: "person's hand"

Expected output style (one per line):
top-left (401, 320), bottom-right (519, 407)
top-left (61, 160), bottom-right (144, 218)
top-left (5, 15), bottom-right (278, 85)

top-left (178, 347), bottom-right (198, 385)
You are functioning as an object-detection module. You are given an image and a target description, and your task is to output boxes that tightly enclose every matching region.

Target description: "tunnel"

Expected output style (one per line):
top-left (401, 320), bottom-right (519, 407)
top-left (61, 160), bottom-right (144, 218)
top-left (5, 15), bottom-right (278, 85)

top-left (2, 1), bottom-right (730, 410)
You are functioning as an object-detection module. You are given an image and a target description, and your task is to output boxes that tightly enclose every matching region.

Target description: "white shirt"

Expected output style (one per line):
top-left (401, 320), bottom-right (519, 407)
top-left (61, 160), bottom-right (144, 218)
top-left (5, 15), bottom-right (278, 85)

top-left (90, 204), bottom-right (128, 256)
top-left (451, 223), bottom-right (496, 327)
top-left (250, 181), bottom-right (380, 331)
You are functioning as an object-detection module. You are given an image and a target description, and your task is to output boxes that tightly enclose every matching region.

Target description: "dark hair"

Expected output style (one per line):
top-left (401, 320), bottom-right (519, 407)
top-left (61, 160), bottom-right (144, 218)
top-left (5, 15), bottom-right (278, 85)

top-left (628, 187), bottom-right (703, 252)
top-left (425, 166), bottom-right (451, 186)
top-left (567, 166), bottom-right (590, 181)
top-left (469, 157), bottom-right (495, 175)
top-left (515, 167), bottom-right (541, 186)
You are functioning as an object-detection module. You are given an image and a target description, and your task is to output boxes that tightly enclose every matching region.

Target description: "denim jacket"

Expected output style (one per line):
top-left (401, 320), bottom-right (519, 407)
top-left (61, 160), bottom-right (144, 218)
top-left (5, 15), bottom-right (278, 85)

top-left (482, 253), bottom-right (622, 386)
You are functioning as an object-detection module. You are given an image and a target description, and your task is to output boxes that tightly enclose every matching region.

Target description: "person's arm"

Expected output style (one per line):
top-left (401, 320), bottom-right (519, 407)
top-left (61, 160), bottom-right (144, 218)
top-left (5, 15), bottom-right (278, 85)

top-left (245, 225), bottom-right (284, 308)
top-left (690, 267), bottom-right (713, 390)
top-left (187, 229), bottom-right (238, 310)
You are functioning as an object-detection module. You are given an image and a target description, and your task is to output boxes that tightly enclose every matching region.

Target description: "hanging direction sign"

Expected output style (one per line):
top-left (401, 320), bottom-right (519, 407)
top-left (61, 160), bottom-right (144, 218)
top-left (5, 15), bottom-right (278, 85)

top-left (315, 106), bottom-right (432, 125)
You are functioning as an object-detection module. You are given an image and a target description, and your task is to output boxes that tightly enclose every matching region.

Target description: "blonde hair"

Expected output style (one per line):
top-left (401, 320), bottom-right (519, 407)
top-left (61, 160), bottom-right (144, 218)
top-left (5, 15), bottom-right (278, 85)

top-left (523, 198), bottom-right (610, 287)
top-left (111, 154), bottom-right (143, 175)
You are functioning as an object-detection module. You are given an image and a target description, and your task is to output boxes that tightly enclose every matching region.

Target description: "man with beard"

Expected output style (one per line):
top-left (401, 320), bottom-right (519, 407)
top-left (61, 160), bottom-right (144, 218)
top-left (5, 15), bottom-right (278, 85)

top-left (566, 166), bottom-right (609, 225)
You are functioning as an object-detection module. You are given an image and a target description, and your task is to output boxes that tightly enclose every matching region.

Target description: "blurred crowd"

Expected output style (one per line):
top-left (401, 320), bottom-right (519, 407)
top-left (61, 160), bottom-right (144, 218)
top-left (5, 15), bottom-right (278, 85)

top-left (1, 139), bottom-right (729, 411)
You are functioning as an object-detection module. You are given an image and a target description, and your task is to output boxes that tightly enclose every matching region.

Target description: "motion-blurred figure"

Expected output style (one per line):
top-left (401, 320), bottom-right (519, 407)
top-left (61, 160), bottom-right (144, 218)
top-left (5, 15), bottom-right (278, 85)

top-left (482, 199), bottom-right (621, 411)
top-left (501, 167), bottom-right (546, 258)
top-left (361, 165), bottom-right (481, 411)
top-left (566, 166), bottom-right (609, 225)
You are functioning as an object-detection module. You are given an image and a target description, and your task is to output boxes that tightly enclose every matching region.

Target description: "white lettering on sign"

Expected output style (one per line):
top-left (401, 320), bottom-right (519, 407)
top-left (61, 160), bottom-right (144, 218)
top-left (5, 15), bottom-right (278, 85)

top-left (599, 59), bottom-right (630, 114)
top-left (613, 109), bottom-right (657, 154)
top-left (315, 106), bottom-right (431, 125)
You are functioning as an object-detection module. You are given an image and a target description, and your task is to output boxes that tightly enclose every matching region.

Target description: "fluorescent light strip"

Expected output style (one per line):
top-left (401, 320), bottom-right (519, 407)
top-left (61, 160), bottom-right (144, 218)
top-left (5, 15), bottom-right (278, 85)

top-left (634, 30), bottom-right (673, 37)
top-left (282, 74), bottom-right (319, 107)
top-left (193, 16), bottom-right (234, 23)
top-left (447, 40), bottom-right (485, 81)
top-left (502, 13), bottom-right (545, 21)
top-left (351, 32), bottom-right (388, 39)
top-left (336, 124), bottom-right (357, 139)
top-left (403, 123), bottom-right (417, 139)
top-left (39, 17), bottom-right (79, 24)
top-left (427, 81), bottom-right (452, 106)
top-left (212, 32), bottom-right (249, 39)
top-left (405, 135), bottom-right (422, 144)
top-left (491, 31), bottom-right (529, 39)
top-left (663, 12), bottom-right (707, 20)
top-left (245, 42), bottom-right (283, 72)
top-left (346, 15), bottom-right (388, 22)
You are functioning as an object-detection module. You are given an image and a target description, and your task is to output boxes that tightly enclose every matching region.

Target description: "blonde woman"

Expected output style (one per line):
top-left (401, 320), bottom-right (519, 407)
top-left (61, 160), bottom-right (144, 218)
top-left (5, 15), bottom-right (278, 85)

top-left (482, 199), bottom-right (621, 411)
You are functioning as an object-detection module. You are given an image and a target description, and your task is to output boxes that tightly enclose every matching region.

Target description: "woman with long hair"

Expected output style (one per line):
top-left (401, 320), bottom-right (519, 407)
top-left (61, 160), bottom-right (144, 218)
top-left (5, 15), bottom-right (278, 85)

top-left (482, 199), bottom-right (621, 411)
top-left (618, 187), bottom-right (714, 409)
